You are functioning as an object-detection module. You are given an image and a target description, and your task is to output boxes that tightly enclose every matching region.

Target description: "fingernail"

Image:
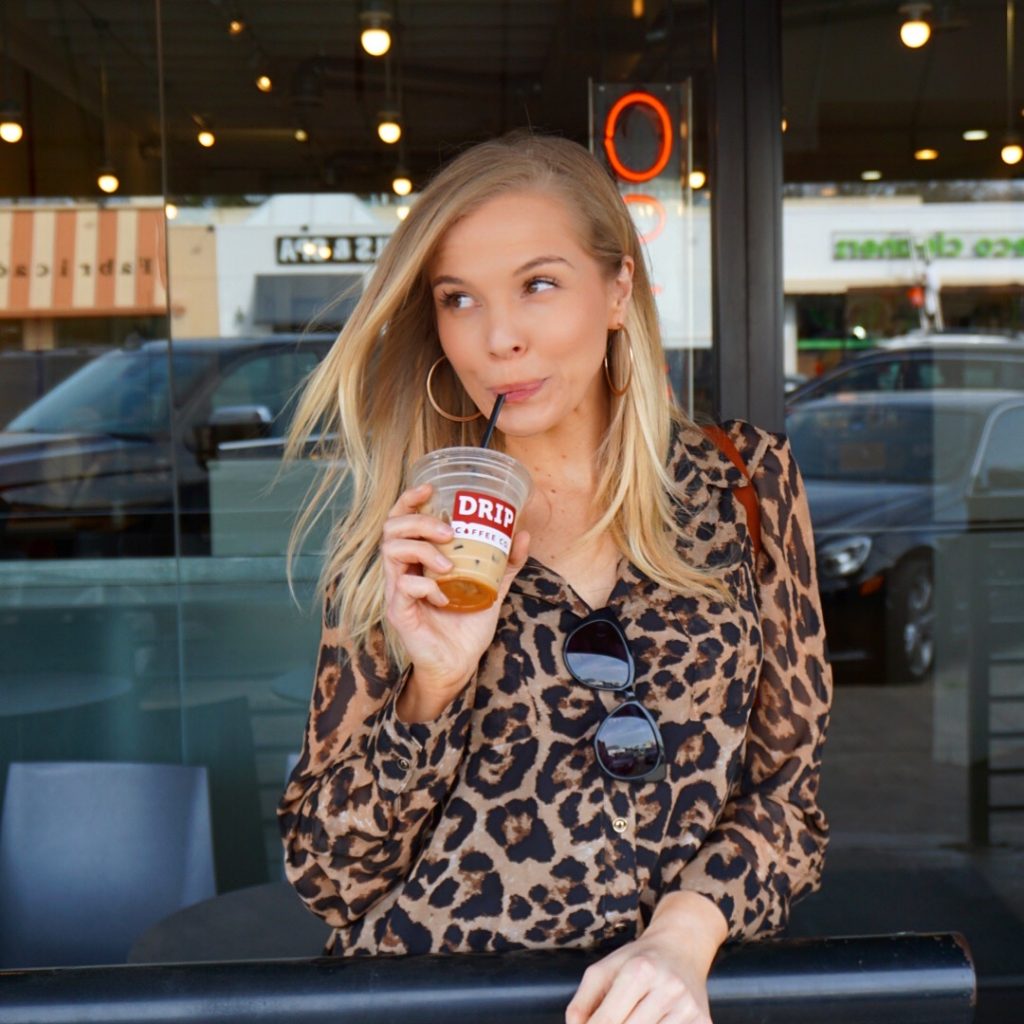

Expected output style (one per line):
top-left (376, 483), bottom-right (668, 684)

top-left (437, 557), bottom-right (453, 571)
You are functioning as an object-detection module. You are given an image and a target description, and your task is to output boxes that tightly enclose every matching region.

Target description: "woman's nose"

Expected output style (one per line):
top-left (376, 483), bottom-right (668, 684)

top-left (485, 315), bottom-right (527, 358)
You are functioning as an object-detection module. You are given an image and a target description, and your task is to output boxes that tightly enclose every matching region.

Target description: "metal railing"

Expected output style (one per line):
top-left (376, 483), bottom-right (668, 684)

top-left (0, 932), bottom-right (975, 1024)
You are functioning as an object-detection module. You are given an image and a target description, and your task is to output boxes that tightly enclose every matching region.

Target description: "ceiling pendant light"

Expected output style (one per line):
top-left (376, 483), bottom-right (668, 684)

top-left (688, 169), bottom-right (706, 189)
top-left (97, 166), bottom-right (120, 194)
top-left (1001, 137), bottom-right (1024, 164)
top-left (294, 127), bottom-right (309, 142)
top-left (392, 168), bottom-right (412, 196)
top-left (899, 3), bottom-right (932, 48)
top-left (377, 111), bottom-right (401, 144)
top-left (194, 116), bottom-right (216, 147)
top-left (914, 147), bottom-right (939, 160)
top-left (1002, 1), bottom-right (1022, 165)
top-left (228, 12), bottom-right (245, 36)
top-left (0, 4), bottom-right (24, 143)
top-left (360, 3), bottom-right (393, 57)
top-left (256, 73), bottom-right (273, 93)
top-left (0, 101), bottom-right (23, 143)
top-left (95, 20), bottom-right (119, 194)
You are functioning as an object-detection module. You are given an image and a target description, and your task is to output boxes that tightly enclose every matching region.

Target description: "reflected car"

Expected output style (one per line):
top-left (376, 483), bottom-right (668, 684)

top-left (787, 337), bottom-right (1024, 407)
top-left (0, 335), bottom-right (333, 559)
top-left (787, 390), bottom-right (1024, 683)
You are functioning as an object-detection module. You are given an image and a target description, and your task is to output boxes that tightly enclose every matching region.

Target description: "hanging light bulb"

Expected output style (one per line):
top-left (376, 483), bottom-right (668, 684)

top-left (165, 202), bottom-right (179, 220)
top-left (396, 204), bottom-right (410, 220)
top-left (377, 112), bottom-right (401, 144)
top-left (688, 169), bottom-right (707, 190)
top-left (392, 170), bottom-right (412, 196)
top-left (861, 169), bottom-right (883, 181)
top-left (360, 5), bottom-right (393, 57)
top-left (1002, 2), bottom-right (1021, 166)
top-left (197, 128), bottom-right (216, 147)
top-left (294, 127), bottom-right (309, 142)
top-left (97, 166), bottom-right (120, 193)
top-left (899, 3), bottom-right (932, 48)
top-left (228, 17), bottom-right (245, 36)
top-left (914, 147), bottom-right (939, 160)
top-left (256, 73), bottom-right (273, 92)
top-left (962, 129), bottom-right (989, 141)
top-left (0, 102), bottom-right (23, 143)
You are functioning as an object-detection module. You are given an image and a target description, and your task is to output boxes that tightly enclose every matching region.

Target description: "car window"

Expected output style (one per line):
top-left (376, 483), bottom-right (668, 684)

top-left (787, 403), bottom-right (982, 484)
top-left (6, 349), bottom-right (215, 438)
top-left (209, 349), bottom-right (321, 437)
top-left (975, 406), bottom-right (1024, 493)
top-left (809, 358), bottom-right (902, 398)
top-left (954, 354), bottom-right (1024, 389)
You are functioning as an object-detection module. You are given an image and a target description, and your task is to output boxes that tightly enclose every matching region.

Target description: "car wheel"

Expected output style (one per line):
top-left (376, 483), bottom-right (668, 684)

top-left (886, 555), bottom-right (934, 683)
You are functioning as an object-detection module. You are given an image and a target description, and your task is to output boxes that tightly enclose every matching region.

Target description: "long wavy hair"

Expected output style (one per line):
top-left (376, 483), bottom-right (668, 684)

top-left (285, 131), bottom-right (725, 661)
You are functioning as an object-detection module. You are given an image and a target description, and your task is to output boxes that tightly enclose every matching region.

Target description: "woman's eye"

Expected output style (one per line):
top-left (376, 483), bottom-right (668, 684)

top-left (439, 291), bottom-right (473, 310)
top-left (525, 277), bottom-right (556, 295)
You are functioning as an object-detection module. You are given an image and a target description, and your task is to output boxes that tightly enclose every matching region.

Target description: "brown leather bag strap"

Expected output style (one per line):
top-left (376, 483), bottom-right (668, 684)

top-left (702, 425), bottom-right (762, 561)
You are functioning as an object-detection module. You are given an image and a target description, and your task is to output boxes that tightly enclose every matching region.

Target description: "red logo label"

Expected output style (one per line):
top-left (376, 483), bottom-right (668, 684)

top-left (452, 490), bottom-right (517, 540)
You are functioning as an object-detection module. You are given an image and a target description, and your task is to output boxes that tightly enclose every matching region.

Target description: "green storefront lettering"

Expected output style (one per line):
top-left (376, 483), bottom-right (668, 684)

top-left (833, 233), bottom-right (1024, 260)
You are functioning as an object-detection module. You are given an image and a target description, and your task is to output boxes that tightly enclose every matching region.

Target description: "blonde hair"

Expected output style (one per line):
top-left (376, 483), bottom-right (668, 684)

top-left (285, 131), bottom-right (726, 660)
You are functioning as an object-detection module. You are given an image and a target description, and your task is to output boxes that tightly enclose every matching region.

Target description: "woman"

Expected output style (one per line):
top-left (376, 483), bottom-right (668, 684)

top-left (278, 132), bottom-right (831, 1024)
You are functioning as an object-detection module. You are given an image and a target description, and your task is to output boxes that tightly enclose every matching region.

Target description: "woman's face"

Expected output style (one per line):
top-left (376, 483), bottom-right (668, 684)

top-left (428, 189), bottom-right (633, 439)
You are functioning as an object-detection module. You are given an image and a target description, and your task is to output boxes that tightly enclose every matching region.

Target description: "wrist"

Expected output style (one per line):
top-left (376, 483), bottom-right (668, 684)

top-left (644, 890), bottom-right (729, 974)
top-left (395, 668), bottom-right (472, 723)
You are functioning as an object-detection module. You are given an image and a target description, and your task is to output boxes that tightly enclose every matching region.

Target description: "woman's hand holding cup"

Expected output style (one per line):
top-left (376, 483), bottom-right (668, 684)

top-left (382, 482), bottom-right (530, 722)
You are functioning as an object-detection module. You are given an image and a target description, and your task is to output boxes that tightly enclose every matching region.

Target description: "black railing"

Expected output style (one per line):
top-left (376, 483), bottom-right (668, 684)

top-left (0, 933), bottom-right (974, 1024)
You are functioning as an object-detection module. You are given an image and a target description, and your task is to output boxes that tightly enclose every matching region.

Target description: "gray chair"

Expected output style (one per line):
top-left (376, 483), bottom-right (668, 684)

top-left (0, 761), bottom-right (216, 968)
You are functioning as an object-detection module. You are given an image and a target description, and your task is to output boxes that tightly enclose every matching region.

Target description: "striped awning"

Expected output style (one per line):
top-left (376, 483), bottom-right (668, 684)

top-left (0, 206), bottom-right (168, 318)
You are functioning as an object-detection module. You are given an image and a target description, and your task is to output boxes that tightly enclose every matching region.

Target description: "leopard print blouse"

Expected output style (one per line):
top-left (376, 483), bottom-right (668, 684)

top-left (278, 419), bottom-right (832, 955)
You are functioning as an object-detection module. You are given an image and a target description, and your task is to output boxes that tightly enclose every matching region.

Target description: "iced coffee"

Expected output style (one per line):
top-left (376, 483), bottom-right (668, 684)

top-left (410, 447), bottom-right (533, 612)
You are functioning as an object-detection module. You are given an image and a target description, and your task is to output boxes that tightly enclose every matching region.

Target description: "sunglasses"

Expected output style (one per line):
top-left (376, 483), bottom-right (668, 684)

top-left (562, 609), bottom-right (666, 783)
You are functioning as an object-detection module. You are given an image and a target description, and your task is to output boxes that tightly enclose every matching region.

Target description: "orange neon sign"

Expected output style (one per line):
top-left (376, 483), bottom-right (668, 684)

top-left (603, 91), bottom-right (673, 183)
top-left (623, 193), bottom-right (666, 244)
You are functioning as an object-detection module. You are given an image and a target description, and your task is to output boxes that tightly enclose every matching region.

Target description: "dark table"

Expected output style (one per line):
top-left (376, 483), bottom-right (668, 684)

top-left (128, 881), bottom-right (331, 964)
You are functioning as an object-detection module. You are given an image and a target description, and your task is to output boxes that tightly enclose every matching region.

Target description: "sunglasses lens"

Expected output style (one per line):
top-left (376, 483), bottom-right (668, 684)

top-left (565, 620), bottom-right (631, 688)
top-left (595, 703), bottom-right (661, 779)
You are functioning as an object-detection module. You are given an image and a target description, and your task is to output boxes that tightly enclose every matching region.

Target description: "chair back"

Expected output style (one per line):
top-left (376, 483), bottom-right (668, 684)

top-left (0, 761), bottom-right (216, 968)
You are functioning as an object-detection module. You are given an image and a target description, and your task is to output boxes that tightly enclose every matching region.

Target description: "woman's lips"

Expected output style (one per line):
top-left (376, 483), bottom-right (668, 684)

top-left (493, 380), bottom-right (545, 403)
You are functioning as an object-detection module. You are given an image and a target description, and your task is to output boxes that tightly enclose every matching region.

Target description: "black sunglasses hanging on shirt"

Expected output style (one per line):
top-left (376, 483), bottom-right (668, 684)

top-left (562, 609), bottom-right (667, 783)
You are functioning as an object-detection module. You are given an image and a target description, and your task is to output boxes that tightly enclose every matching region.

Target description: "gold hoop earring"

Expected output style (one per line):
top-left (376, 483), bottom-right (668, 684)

top-left (426, 356), bottom-right (483, 422)
top-left (604, 329), bottom-right (633, 397)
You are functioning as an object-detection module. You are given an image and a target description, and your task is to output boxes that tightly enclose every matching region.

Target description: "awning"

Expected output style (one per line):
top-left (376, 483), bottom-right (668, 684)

top-left (0, 206), bottom-right (168, 318)
top-left (253, 273), bottom-right (361, 328)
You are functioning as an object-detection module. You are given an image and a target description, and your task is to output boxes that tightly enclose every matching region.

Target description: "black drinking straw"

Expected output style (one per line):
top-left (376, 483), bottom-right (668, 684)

top-left (480, 393), bottom-right (506, 449)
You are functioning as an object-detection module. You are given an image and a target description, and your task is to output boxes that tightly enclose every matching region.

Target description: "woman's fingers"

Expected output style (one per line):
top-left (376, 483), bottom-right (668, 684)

top-left (565, 958), bottom-right (618, 1024)
top-left (580, 955), bottom-right (657, 1024)
top-left (382, 513), bottom-right (454, 545)
top-left (383, 539), bottom-right (453, 575)
top-left (387, 482), bottom-right (433, 518)
top-left (393, 574), bottom-right (450, 609)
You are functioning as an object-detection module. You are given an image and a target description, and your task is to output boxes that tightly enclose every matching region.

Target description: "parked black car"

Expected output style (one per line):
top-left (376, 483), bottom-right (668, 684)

top-left (787, 390), bottom-right (1024, 683)
top-left (788, 337), bottom-right (1024, 407)
top-left (0, 335), bottom-right (334, 559)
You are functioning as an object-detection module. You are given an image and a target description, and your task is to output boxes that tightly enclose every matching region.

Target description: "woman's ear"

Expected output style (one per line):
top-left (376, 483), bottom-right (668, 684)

top-left (608, 255), bottom-right (635, 328)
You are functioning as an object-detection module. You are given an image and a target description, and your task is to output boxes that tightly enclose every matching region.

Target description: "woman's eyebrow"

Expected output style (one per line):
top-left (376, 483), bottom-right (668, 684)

top-left (430, 255), bottom-right (572, 290)
top-left (515, 255), bottom-right (572, 275)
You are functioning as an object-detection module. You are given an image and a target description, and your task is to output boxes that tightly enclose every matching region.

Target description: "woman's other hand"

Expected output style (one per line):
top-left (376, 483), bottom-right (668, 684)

top-left (382, 482), bottom-right (530, 721)
top-left (565, 892), bottom-right (726, 1024)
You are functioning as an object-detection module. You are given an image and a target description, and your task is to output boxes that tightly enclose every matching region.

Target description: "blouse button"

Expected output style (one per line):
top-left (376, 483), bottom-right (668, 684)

top-left (611, 817), bottom-right (628, 834)
top-left (397, 757), bottom-right (411, 771)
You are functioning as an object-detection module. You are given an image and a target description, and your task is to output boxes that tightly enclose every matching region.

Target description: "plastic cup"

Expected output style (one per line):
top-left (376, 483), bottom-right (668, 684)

top-left (409, 447), bottom-right (533, 612)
